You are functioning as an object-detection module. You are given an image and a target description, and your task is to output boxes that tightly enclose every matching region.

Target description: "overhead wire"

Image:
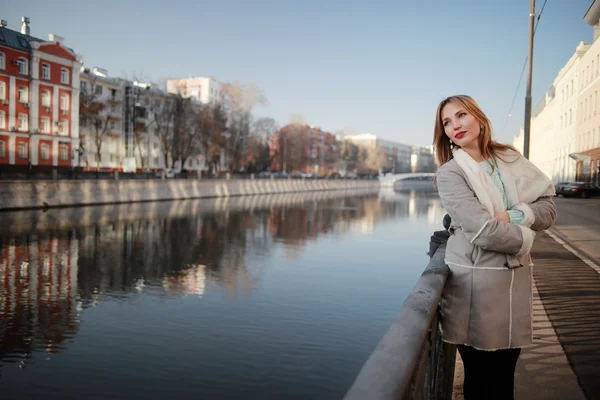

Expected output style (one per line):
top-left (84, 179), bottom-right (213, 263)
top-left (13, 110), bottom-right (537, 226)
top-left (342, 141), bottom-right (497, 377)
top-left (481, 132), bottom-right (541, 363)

top-left (498, 0), bottom-right (549, 136)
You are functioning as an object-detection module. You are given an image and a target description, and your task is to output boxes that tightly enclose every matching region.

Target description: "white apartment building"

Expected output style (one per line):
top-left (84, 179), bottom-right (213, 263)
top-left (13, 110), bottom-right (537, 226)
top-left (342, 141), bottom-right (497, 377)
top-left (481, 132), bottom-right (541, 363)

top-left (342, 133), bottom-right (435, 173)
top-left (166, 76), bottom-right (223, 105)
top-left (514, 2), bottom-right (600, 184)
top-left (79, 68), bottom-right (170, 172)
top-left (79, 68), bottom-right (124, 170)
top-left (575, 2), bottom-right (600, 183)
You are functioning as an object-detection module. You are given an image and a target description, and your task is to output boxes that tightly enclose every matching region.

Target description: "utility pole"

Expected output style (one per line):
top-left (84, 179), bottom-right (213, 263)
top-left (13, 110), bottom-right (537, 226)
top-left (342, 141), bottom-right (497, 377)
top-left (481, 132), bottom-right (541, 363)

top-left (523, 0), bottom-right (536, 159)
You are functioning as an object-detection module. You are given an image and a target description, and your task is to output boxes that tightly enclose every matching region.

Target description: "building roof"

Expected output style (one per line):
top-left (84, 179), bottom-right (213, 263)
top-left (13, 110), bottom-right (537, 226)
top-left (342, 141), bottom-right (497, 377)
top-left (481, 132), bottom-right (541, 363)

top-left (0, 26), bottom-right (45, 53)
top-left (584, 0), bottom-right (600, 26)
top-left (80, 71), bottom-right (122, 87)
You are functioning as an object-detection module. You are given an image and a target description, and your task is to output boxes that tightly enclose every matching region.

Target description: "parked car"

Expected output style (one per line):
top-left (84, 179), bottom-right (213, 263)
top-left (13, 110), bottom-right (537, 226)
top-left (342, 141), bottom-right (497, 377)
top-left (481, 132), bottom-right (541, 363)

top-left (556, 182), bottom-right (600, 198)
top-left (555, 181), bottom-right (571, 195)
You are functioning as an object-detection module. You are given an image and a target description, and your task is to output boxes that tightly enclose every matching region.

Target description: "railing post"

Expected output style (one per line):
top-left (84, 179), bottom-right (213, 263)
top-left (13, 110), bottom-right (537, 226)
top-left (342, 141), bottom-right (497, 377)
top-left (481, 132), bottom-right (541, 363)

top-left (423, 309), bottom-right (456, 400)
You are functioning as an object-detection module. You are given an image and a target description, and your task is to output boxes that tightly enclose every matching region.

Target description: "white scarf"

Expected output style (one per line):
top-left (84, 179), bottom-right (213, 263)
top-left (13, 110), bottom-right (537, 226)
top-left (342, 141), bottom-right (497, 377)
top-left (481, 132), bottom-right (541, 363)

top-left (452, 148), bottom-right (555, 216)
top-left (452, 148), bottom-right (555, 267)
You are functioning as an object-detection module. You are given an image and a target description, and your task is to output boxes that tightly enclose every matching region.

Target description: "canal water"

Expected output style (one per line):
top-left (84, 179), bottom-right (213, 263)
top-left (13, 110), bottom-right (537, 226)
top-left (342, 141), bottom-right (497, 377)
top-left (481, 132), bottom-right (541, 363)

top-left (0, 189), bottom-right (445, 400)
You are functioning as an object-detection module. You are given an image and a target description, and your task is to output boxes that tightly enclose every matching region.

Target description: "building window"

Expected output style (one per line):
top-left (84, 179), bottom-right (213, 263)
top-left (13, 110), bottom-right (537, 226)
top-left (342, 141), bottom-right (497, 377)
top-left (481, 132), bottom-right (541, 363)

top-left (0, 110), bottom-right (5, 129)
top-left (0, 81), bottom-right (5, 100)
top-left (18, 86), bottom-right (28, 103)
top-left (95, 85), bottom-right (103, 95)
top-left (588, 66), bottom-right (590, 83)
top-left (18, 57), bottom-right (28, 75)
top-left (41, 90), bottom-right (51, 107)
top-left (18, 142), bottom-right (27, 159)
top-left (569, 109), bottom-right (572, 125)
top-left (59, 120), bottom-right (68, 135)
top-left (59, 145), bottom-right (69, 161)
top-left (0, 140), bottom-right (4, 158)
top-left (61, 68), bottom-right (69, 84)
top-left (40, 144), bottom-right (50, 160)
top-left (41, 117), bottom-right (50, 133)
top-left (60, 94), bottom-right (69, 111)
top-left (0, 52), bottom-right (5, 70)
top-left (41, 63), bottom-right (50, 80)
top-left (81, 81), bottom-right (87, 91)
top-left (18, 113), bottom-right (28, 131)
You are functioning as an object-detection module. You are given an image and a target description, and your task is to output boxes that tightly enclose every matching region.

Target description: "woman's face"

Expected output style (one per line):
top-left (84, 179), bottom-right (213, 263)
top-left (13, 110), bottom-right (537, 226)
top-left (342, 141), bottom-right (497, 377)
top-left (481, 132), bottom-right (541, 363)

top-left (441, 102), bottom-right (480, 150)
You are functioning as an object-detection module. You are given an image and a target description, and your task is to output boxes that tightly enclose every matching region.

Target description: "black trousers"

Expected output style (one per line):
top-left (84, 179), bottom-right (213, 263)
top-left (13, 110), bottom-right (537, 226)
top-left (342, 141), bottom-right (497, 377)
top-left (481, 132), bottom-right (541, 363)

top-left (457, 344), bottom-right (521, 400)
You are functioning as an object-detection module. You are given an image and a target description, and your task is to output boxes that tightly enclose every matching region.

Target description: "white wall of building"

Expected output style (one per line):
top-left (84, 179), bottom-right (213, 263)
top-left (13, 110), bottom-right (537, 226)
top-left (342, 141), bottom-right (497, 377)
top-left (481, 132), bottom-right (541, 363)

top-left (577, 35), bottom-right (600, 167)
top-left (518, 43), bottom-right (586, 182)
top-left (166, 77), bottom-right (223, 105)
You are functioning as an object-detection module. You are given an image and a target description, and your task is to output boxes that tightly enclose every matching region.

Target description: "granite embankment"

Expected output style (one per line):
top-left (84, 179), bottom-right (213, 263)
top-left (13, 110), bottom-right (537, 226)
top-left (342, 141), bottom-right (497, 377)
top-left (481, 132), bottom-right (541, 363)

top-left (0, 179), bottom-right (380, 211)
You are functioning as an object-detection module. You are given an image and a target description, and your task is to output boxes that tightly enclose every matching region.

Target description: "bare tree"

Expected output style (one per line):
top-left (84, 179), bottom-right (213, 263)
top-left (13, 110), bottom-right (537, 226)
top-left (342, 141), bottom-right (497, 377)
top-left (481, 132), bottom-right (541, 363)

top-left (338, 139), bottom-right (360, 175)
top-left (246, 117), bottom-right (278, 173)
top-left (79, 79), bottom-right (116, 171)
top-left (171, 97), bottom-right (203, 169)
top-left (357, 145), bottom-right (387, 175)
top-left (221, 82), bottom-right (267, 172)
top-left (275, 124), bottom-right (310, 173)
top-left (252, 117), bottom-right (279, 144)
top-left (150, 94), bottom-right (176, 169)
top-left (197, 103), bottom-right (228, 175)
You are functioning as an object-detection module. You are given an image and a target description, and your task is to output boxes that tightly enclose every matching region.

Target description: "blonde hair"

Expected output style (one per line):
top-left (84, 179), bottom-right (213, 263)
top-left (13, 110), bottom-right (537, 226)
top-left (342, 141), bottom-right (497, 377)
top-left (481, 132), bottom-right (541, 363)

top-left (433, 95), bottom-right (517, 166)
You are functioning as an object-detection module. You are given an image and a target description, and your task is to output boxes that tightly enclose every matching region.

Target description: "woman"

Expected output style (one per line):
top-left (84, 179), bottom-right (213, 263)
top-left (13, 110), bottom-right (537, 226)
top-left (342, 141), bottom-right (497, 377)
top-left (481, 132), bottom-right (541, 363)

top-left (433, 95), bottom-right (556, 400)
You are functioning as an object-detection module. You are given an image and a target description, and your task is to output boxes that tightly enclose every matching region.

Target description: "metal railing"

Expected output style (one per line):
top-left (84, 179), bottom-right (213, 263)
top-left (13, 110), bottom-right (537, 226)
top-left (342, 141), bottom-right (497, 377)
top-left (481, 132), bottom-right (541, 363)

top-left (344, 230), bottom-right (456, 400)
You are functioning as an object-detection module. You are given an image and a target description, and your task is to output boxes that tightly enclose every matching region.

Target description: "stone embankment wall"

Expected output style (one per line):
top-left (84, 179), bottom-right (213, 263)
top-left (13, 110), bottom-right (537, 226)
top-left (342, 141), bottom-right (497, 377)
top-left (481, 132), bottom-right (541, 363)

top-left (0, 179), bottom-right (380, 211)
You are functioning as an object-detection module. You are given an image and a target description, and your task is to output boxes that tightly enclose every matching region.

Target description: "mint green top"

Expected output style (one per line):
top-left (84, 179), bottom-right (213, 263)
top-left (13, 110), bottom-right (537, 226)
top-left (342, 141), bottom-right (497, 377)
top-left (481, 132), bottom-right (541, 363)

top-left (479, 160), bottom-right (525, 224)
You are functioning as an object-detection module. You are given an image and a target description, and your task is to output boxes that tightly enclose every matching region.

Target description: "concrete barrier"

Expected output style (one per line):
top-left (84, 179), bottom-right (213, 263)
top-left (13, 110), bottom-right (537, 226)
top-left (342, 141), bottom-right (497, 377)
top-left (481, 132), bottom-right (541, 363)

top-left (0, 179), bottom-right (380, 211)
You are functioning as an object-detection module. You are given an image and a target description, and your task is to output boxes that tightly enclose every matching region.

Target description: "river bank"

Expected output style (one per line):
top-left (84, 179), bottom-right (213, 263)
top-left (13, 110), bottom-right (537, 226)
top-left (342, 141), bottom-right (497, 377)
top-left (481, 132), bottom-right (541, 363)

top-left (0, 179), bottom-right (380, 211)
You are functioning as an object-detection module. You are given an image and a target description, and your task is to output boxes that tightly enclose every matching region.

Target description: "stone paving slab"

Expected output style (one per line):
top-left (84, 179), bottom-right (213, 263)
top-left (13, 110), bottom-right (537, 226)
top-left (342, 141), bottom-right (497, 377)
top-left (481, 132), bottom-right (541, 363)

top-left (518, 231), bottom-right (599, 400)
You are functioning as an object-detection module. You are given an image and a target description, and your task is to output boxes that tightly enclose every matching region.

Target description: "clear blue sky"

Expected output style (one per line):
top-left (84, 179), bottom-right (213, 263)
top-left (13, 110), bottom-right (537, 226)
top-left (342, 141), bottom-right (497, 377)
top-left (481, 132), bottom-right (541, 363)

top-left (3, 0), bottom-right (594, 146)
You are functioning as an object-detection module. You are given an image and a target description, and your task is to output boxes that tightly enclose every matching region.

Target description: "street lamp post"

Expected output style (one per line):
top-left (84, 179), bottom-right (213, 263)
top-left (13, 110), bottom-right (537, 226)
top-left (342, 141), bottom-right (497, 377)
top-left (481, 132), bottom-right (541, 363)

top-left (523, 0), bottom-right (536, 159)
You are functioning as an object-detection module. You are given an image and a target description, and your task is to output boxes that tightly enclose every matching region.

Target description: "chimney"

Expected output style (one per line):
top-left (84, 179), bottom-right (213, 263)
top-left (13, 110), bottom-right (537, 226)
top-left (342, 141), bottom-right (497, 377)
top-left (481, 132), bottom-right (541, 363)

top-left (21, 16), bottom-right (30, 35)
top-left (0, 20), bottom-right (7, 28)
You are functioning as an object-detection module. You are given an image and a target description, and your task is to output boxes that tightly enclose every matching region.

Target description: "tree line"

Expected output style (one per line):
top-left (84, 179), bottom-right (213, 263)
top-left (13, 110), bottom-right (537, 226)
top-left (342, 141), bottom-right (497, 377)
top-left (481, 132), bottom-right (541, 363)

top-left (79, 78), bottom-right (389, 175)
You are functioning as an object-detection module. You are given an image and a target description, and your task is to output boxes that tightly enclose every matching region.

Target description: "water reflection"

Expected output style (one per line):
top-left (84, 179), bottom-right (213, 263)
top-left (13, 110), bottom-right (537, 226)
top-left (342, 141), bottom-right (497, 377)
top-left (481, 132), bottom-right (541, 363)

top-left (0, 190), bottom-right (444, 398)
top-left (0, 233), bottom-right (79, 367)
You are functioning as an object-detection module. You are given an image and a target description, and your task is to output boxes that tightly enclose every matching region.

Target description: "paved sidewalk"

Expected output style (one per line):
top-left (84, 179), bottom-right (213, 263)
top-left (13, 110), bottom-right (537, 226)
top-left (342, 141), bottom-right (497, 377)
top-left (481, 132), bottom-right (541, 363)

top-left (519, 231), bottom-right (600, 400)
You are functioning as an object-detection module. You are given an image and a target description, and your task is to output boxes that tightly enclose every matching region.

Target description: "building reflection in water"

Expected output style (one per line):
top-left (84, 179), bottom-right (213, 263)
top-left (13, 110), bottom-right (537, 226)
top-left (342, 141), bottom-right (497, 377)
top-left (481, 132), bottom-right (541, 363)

top-left (0, 232), bottom-right (80, 369)
top-left (0, 190), bottom-right (444, 366)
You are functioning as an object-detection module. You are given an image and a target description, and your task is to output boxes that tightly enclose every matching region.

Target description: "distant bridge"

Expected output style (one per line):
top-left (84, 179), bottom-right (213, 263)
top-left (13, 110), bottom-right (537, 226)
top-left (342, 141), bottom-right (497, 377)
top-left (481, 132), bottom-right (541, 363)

top-left (378, 172), bottom-right (436, 188)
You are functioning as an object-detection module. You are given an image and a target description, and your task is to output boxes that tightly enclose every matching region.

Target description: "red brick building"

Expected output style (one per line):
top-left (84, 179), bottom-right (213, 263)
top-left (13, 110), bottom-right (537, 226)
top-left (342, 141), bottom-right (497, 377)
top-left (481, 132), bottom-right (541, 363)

top-left (269, 124), bottom-right (338, 174)
top-left (0, 18), bottom-right (82, 171)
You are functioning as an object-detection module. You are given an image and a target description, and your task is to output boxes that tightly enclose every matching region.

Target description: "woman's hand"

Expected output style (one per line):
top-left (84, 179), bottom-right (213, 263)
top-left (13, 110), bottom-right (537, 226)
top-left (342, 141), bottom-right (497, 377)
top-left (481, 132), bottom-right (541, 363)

top-left (494, 211), bottom-right (510, 223)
